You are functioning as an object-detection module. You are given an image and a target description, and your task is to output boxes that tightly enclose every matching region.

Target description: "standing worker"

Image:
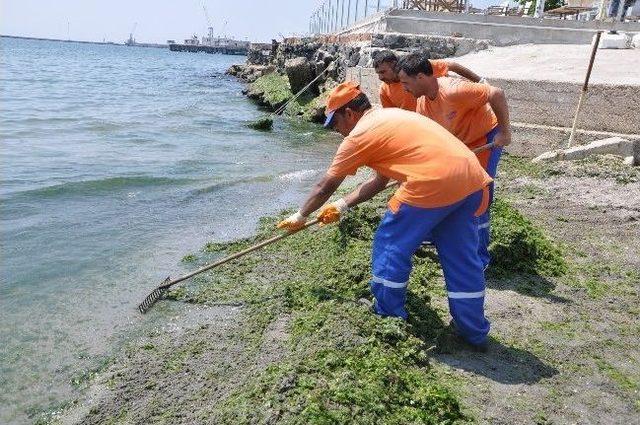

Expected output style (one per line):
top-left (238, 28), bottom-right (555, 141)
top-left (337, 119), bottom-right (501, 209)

top-left (396, 52), bottom-right (512, 269)
top-left (277, 82), bottom-right (493, 351)
top-left (374, 50), bottom-right (484, 111)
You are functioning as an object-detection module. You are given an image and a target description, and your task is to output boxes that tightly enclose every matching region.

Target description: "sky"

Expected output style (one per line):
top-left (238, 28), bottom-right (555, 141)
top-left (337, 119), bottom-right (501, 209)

top-left (0, 0), bottom-right (507, 45)
top-left (0, 0), bottom-right (324, 44)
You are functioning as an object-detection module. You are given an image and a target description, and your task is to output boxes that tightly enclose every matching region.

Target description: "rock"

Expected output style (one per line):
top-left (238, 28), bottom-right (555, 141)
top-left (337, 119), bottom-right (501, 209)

top-left (532, 137), bottom-right (634, 163)
top-left (285, 56), bottom-right (314, 93)
top-left (532, 150), bottom-right (562, 163)
top-left (225, 64), bottom-right (245, 77)
top-left (599, 31), bottom-right (632, 49)
top-left (347, 50), bottom-right (360, 67)
top-left (247, 116), bottom-right (274, 131)
top-left (226, 64), bottom-right (275, 83)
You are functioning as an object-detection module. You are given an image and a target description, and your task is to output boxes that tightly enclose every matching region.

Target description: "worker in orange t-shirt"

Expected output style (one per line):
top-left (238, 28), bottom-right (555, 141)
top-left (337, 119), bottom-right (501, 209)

top-left (373, 50), bottom-right (484, 111)
top-left (397, 52), bottom-right (512, 271)
top-left (277, 82), bottom-right (493, 351)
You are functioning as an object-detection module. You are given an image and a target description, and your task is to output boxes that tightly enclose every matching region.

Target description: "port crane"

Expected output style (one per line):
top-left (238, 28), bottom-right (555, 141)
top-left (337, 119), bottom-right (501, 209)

top-left (126, 22), bottom-right (137, 46)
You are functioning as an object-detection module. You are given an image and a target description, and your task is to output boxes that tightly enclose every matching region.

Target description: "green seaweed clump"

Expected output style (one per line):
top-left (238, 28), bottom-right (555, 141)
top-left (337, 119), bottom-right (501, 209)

top-left (489, 198), bottom-right (567, 277)
top-left (191, 191), bottom-right (466, 424)
top-left (167, 190), bottom-right (566, 423)
top-left (248, 73), bottom-right (294, 110)
top-left (246, 116), bottom-right (273, 131)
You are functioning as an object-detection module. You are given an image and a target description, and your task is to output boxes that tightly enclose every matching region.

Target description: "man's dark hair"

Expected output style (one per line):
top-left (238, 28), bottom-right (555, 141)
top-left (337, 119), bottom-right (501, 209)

top-left (336, 93), bottom-right (371, 115)
top-left (328, 92), bottom-right (371, 128)
top-left (396, 52), bottom-right (433, 77)
top-left (373, 50), bottom-right (398, 69)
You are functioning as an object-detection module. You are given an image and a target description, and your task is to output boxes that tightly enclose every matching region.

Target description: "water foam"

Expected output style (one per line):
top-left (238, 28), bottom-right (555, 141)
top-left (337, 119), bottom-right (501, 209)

top-left (278, 169), bottom-right (319, 182)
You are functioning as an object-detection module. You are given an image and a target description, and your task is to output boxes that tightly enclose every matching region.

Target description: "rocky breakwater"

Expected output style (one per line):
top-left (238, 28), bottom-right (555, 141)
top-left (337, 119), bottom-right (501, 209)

top-left (226, 33), bottom-right (488, 123)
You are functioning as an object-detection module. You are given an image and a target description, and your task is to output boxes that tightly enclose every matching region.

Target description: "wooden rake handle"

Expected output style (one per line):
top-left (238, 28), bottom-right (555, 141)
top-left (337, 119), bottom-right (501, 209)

top-left (159, 218), bottom-right (321, 290)
top-left (472, 142), bottom-right (496, 154)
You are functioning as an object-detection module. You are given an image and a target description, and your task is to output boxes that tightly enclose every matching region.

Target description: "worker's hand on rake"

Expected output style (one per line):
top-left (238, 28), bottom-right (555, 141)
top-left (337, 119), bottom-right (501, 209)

top-left (277, 211), bottom-right (307, 232)
top-left (317, 198), bottom-right (349, 226)
top-left (493, 128), bottom-right (512, 147)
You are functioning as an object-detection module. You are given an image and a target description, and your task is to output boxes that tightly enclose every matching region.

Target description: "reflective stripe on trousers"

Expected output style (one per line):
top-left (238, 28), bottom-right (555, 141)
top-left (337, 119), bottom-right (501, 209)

top-left (370, 190), bottom-right (490, 344)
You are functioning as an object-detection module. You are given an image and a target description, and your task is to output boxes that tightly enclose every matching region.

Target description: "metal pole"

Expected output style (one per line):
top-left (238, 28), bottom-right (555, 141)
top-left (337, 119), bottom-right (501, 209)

top-left (330, 0), bottom-right (335, 32)
top-left (596, 0), bottom-right (607, 20)
top-left (533, 0), bottom-right (545, 18)
top-left (333, 0), bottom-right (336, 32)
top-left (323, 2), bottom-right (327, 33)
top-left (334, 0), bottom-right (339, 31)
top-left (568, 31), bottom-right (602, 148)
top-left (347, 0), bottom-right (352, 26)
top-left (341, 0), bottom-right (346, 29)
top-left (326, 1), bottom-right (330, 32)
top-left (377, 0), bottom-right (381, 12)
top-left (615, 0), bottom-right (626, 22)
top-left (355, 0), bottom-right (360, 21)
top-left (365, 0), bottom-right (369, 16)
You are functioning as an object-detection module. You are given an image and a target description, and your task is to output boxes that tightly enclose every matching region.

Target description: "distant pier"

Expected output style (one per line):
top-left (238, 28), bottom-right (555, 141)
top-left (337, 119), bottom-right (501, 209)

top-left (169, 43), bottom-right (248, 56)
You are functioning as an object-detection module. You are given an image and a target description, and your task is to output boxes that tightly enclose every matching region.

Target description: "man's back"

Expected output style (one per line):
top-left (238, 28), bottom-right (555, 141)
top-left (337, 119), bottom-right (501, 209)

top-left (328, 108), bottom-right (491, 209)
top-left (416, 77), bottom-right (497, 149)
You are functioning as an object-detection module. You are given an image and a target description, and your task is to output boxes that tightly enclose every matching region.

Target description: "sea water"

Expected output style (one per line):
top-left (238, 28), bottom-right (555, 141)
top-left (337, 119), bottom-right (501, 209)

top-left (0, 37), bottom-right (340, 423)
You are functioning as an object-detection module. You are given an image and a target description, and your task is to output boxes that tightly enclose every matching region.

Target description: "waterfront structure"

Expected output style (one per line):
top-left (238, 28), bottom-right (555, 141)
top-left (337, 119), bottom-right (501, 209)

top-left (168, 28), bottom-right (249, 55)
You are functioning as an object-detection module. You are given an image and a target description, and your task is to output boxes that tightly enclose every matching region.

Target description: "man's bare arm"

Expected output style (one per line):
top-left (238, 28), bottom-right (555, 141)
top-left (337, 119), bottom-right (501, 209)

top-left (343, 172), bottom-right (391, 207)
top-left (487, 86), bottom-right (512, 147)
top-left (447, 61), bottom-right (482, 83)
top-left (299, 174), bottom-right (346, 217)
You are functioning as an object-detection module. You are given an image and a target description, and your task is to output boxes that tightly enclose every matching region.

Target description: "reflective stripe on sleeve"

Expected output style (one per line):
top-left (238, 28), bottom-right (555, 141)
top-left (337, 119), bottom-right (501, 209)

top-left (478, 222), bottom-right (490, 229)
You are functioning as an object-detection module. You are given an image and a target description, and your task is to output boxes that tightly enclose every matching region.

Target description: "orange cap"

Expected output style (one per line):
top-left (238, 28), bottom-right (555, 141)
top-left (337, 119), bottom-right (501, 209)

top-left (324, 81), bottom-right (362, 127)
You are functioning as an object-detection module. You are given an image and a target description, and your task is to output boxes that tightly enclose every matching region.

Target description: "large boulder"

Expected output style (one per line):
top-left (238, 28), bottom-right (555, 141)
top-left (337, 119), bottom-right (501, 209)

top-left (285, 57), bottom-right (315, 94)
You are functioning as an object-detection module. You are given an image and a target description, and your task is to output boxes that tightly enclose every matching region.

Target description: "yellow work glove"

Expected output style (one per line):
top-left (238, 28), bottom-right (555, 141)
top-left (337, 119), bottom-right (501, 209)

top-left (277, 211), bottom-right (307, 232)
top-left (317, 198), bottom-right (349, 226)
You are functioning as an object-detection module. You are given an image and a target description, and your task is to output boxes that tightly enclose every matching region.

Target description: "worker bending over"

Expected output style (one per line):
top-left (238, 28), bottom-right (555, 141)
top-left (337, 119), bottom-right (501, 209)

top-left (374, 50), bottom-right (483, 111)
top-left (278, 82), bottom-right (493, 350)
top-left (397, 52), bottom-right (511, 270)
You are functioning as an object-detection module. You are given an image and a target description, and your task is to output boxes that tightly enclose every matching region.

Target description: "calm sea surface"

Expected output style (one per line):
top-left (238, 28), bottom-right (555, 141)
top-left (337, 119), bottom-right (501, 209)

top-left (0, 37), bottom-right (339, 423)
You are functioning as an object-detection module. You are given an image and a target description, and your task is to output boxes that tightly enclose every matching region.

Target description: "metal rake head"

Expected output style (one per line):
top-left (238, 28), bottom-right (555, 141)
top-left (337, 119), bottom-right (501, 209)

top-left (138, 277), bottom-right (171, 314)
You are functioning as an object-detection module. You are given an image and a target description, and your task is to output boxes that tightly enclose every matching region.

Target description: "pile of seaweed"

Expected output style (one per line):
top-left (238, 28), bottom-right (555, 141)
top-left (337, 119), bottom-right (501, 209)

top-left (168, 189), bottom-right (566, 423)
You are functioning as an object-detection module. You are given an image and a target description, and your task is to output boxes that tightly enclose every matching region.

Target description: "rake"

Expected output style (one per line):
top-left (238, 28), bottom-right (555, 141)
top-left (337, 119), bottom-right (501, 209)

top-left (138, 217), bottom-right (320, 313)
top-left (139, 142), bottom-right (497, 313)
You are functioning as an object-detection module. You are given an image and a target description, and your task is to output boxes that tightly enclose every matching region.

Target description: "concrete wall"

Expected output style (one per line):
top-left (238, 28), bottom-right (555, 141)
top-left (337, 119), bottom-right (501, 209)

top-left (343, 9), bottom-right (640, 46)
top-left (489, 78), bottom-right (640, 134)
top-left (346, 67), bottom-right (640, 155)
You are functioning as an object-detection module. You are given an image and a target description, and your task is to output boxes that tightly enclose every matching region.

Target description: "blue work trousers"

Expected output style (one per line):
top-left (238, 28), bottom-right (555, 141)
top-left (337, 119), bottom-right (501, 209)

top-left (370, 190), bottom-right (490, 345)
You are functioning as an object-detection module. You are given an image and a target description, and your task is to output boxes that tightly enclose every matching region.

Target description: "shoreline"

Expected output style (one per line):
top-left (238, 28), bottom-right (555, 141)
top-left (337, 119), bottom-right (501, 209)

top-left (41, 154), bottom-right (640, 423)
top-left (0, 34), bottom-right (166, 48)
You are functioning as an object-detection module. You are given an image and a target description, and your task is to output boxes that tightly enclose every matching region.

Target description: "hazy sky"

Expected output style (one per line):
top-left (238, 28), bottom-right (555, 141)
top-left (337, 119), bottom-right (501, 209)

top-left (1, 0), bottom-right (324, 43)
top-left (1, 0), bottom-right (504, 44)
